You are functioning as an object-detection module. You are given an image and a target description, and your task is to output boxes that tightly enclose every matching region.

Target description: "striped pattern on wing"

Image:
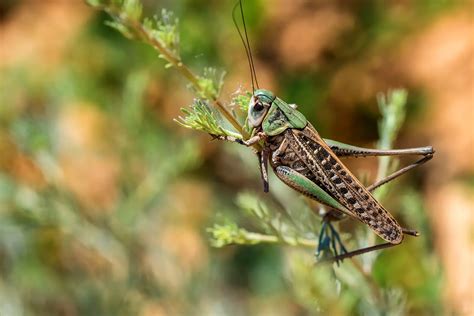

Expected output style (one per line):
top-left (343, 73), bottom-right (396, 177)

top-left (286, 125), bottom-right (403, 244)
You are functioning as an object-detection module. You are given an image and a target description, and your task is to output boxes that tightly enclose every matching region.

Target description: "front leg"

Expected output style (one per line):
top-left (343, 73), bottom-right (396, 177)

top-left (214, 132), bottom-right (266, 147)
top-left (259, 150), bottom-right (270, 192)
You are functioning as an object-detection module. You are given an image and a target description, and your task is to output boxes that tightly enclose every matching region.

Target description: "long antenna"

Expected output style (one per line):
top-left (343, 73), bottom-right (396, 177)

top-left (239, 0), bottom-right (259, 90)
top-left (232, 0), bottom-right (259, 92)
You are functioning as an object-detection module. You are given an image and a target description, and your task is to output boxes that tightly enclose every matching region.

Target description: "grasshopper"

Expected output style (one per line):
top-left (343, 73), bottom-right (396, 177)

top-left (215, 1), bottom-right (435, 262)
top-left (218, 89), bottom-right (433, 261)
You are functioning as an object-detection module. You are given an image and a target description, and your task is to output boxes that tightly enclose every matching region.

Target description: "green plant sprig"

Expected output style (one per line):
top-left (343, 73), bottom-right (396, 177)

top-left (207, 223), bottom-right (317, 248)
top-left (175, 99), bottom-right (242, 138)
top-left (86, 0), bottom-right (244, 136)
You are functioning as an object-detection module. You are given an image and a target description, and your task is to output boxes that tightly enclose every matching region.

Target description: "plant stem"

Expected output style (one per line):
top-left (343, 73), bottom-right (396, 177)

top-left (98, 3), bottom-right (244, 135)
top-left (243, 231), bottom-right (317, 248)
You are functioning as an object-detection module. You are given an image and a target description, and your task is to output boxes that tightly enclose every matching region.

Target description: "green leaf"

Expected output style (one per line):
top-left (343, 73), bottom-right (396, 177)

top-left (122, 0), bottom-right (143, 21)
top-left (196, 68), bottom-right (226, 100)
top-left (147, 9), bottom-right (180, 56)
top-left (174, 99), bottom-right (241, 138)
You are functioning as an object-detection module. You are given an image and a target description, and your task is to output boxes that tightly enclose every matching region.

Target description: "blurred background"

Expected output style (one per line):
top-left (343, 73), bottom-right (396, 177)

top-left (0, 0), bottom-right (472, 315)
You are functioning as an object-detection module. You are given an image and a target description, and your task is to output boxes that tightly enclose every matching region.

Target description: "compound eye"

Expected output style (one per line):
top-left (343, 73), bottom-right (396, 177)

top-left (253, 102), bottom-right (264, 111)
top-left (248, 97), bottom-right (269, 127)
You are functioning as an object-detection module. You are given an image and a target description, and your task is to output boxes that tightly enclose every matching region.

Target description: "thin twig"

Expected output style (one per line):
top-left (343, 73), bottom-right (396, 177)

top-left (96, 3), bottom-right (245, 136)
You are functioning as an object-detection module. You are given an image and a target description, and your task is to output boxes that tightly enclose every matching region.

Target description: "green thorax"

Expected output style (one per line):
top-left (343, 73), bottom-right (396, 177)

top-left (261, 96), bottom-right (307, 136)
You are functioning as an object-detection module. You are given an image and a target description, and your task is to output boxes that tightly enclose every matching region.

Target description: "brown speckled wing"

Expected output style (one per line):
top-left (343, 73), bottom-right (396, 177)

top-left (285, 124), bottom-right (403, 244)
